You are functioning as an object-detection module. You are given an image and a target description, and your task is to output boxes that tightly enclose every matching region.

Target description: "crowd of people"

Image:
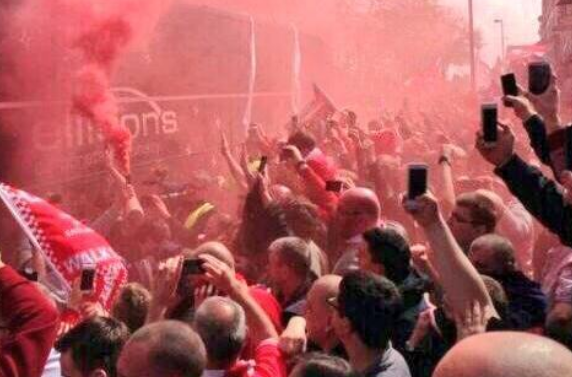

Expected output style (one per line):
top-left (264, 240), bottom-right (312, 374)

top-left (3, 67), bottom-right (572, 377)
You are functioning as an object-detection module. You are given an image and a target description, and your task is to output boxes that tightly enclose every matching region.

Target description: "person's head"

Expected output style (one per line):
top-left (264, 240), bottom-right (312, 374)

top-left (193, 296), bottom-right (247, 369)
top-left (480, 275), bottom-right (510, 323)
top-left (181, 242), bottom-right (236, 290)
top-left (545, 304), bottom-right (572, 350)
top-left (290, 353), bottom-right (355, 377)
top-left (305, 275), bottom-right (342, 349)
top-left (281, 198), bottom-right (326, 241)
top-left (448, 192), bottom-right (497, 252)
top-left (55, 316), bottom-right (130, 377)
top-left (331, 271), bottom-right (402, 352)
top-left (335, 188), bottom-right (381, 240)
top-left (469, 235), bottom-right (516, 277)
top-left (433, 332), bottom-right (572, 377)
top-left (360, 227), bottom-right (411, 285)
top-left (117, 321), bottom-right (206, 377)
top-left (288, 131), bottom-right (317, 156)
top-left (111, 283), bottom-right (151, 333)
top-left (268, 237), bottom-right (313, 292)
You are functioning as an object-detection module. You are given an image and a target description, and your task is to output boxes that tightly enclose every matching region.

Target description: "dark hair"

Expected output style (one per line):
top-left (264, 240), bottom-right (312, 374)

top-left (55, 316), bottom-right (130, 377)
top-left (129, 321), bottom-right (206, 377)
top-left (112, 283), bottom-right (151, 333)
top-left (338, 271), bottom-right (402, 350)
top-left (363, 227), bottom-right (411, 285)
top-left (270, 237), bottom-right (313, 279)
top-left (288, 131), bottom-right (316, 152)
top-left (456, 192), bottom-right (498, 233)
top-left (480, 275), bottom-right (509, 321)
top-left (471, 234), bottom-right (516, 274)
top-left (293, 353), bottom-right (356, 377)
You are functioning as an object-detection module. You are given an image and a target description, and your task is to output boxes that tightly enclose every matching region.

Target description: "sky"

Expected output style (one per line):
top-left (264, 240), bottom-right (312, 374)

top-left (439, 0), bottom-right (543, 64)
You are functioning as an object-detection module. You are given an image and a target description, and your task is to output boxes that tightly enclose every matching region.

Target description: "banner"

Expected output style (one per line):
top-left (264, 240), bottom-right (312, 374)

top-left (0, 183), bottom-right (127, 311)
top-left (298, 84), bottom-right (337, 125)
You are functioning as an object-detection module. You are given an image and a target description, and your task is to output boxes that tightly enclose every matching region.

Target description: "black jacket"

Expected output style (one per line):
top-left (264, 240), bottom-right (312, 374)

top-left (495, 154), bottom-right (572, 247)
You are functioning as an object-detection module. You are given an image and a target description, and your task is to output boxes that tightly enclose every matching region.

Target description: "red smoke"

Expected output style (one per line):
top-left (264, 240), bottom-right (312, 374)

top-left (72, 17), bottom-right (134, 176)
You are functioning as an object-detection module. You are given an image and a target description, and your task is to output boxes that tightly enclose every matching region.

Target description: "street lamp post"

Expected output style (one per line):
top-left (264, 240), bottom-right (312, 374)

top-left (468, 0), bottom-right (476, 91)
top-left (494, 19), bottom-right (506, 61)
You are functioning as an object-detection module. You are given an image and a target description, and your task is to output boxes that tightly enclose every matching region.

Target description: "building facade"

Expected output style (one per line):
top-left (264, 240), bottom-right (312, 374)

top-left (540, 0), bottom-right (572, 106)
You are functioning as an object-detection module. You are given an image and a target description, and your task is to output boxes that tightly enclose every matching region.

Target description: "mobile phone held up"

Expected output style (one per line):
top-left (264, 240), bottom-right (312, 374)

top-left (407, 164), bottom-right (428, 200)
top-left (258, 156), bottom-right (268, 173)
top-left (182, 258), bottom-right (206, 277)
top-left (325, 180), bottom-right (344, 193)
top-left (501, 73), bottom-right (518, 107)
top-left (529, 62), bottom-right (551, 96)
top-left (80, 266), bottom-right (96, 292)
top-left (481, 103), bottom-right (498, 145)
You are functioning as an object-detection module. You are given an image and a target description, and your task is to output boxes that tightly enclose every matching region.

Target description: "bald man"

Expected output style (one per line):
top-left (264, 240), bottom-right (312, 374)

top-left (433, 332), bottom-right (572, 377)
top-left (193, 297), bottom-right (247, 371)
top-left (332, 187), bottom-right (405, 275)
top-left (305, 275), bottom-right (345, 356)
top-left (117, 321), bottom-right (206, 377)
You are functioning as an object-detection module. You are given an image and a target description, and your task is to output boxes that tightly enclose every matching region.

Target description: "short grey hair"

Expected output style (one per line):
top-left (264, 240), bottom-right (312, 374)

top-left (193, 296), bottom-right (247, 367)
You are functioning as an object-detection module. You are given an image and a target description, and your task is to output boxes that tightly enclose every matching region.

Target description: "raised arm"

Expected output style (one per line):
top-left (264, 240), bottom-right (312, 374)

top-left (403, 194), bottom-right (496, 321)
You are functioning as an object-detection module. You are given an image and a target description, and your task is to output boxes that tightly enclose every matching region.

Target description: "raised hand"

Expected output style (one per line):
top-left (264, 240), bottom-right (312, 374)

top-left (475, 123), bottom-right (516, 167)
top-left (454, 301), bottom-right (488, 342)
top-left (402, 193), bottom-right (441, 228)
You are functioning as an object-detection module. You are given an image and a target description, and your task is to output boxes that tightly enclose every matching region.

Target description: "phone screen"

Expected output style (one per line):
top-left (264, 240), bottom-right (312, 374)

top-left (408, 164), bottom-right (428, 200)
top-left (501, 73), bottom-right (518, 107)
top-left (529, 62), bottom-right (551, 96)
top-left (481, 104), bottom-right (498, 144)
top-left (182, 259), bottom-right (206, 276)
top-left (258, 156), bottom-right (268, 173)
top-left (566, 130), bottom-right (572, 171)
top-left (80, 267), bottom-right (96, 292)
top-left (325, 180), bottom-right (344, 193)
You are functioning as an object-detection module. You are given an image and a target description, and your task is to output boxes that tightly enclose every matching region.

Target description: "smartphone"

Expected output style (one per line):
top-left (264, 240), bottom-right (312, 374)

top-left (501, 73), bottom-right (518, 107)
top-left (407, 164), bottom-right (428, 200)
top-left (481, 104), bottom-right (498, 144)
top-left (258, 156), bottom-right (268, 173)
top-left (80, 266), bottom-right (96, 292)
top-left (325, 180), bottom-right (344, 193)
top-left (529, 62), bottom-right (551, 95)
top-left (20, 268), bottom-right (38, 282)
top-left (566, 129), bottom-right (572, 171)
top-left (181, 258), bottom-right (206, 276)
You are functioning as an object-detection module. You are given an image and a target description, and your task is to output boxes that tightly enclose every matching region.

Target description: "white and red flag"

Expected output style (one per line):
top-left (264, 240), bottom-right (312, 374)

top-left (0, 183), bottom-right (127, 315)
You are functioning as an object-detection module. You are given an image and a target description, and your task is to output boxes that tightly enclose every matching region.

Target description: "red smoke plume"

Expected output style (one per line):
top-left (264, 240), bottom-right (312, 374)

top-left (72, 17), bottom-right (134, 176)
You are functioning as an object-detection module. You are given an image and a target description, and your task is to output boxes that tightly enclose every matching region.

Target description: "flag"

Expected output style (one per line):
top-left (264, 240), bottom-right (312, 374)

top-left (0, 183), bottom-right (127, 313)
top-left (297, 84), bottom-right (337, 127)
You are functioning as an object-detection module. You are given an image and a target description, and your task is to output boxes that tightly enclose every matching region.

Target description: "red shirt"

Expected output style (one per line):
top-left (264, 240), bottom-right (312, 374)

top-left (205, 339), bottom-right (287, 377)
top-left (0, 266), bottom-right (60, 377)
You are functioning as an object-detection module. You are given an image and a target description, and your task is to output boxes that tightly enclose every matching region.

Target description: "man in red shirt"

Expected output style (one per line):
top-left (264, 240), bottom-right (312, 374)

top-left (0, 256), bottom-right (59, 377)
